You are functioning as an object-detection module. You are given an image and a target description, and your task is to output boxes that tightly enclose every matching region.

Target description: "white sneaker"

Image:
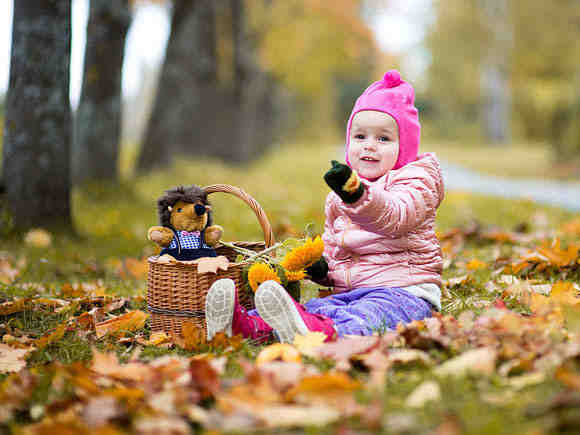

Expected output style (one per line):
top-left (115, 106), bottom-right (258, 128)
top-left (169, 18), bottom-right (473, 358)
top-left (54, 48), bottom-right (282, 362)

top-left (205, 278), bottom-right (236, 341)
top-left (255, 280), bottom-right (308, 343)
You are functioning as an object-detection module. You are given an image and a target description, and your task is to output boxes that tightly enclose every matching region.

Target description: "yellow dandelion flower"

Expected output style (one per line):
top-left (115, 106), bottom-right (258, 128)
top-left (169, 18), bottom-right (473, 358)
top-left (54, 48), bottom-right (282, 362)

top-left (281, 236), bottom-right (325, 271)
top-left (247, 262), bottom-right (280, 292)
top-left (285, 269), bottom-right (306, 282)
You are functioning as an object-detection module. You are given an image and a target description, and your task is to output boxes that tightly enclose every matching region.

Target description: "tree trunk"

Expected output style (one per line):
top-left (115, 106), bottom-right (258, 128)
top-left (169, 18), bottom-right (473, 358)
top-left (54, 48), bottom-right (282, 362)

top-left (479, 0), bottom-right (512, 143)
top-left (73, 0), bottom-right (131, 184)
top-left (137, 0), bottom-right (218, 172)
top-left (2, 0), bottom-right (73, 231)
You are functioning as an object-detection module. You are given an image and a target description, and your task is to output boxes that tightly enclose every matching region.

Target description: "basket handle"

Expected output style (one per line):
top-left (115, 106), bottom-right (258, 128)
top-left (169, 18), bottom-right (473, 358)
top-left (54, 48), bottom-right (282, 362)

top-left (203, 184), bottom-right (275, 248)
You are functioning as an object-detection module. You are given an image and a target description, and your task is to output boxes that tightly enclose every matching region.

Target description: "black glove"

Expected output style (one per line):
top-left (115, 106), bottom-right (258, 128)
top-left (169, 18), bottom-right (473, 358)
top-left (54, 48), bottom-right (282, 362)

top-left (306, 256), bottom-right (328, 281)
top-left (323, 160), bottom-right (364, 203)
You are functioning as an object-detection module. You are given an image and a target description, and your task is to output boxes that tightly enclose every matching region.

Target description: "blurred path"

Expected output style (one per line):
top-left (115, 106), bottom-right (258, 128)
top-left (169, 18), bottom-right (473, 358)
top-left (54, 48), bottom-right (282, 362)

top-left (441, 161), bottom-right (580, 212)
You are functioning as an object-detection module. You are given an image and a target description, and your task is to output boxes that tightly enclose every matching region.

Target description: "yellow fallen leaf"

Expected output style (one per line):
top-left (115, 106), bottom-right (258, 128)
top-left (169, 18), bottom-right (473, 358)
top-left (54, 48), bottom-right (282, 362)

top-left (285, 372), bottom-right (360, 401)
top-left (0, 343), bottom-right (34, 373)
top-left (137, 331), bottom-right (170, 346)
top-left (550, 282), bottom-right (580, 307)
top-left (466, 259), bottom-right (487, 270)
top-left (24, 228), bottom-right (52, 248)
top-left (293, 332), bottom-right (326, 357)
top-left (95, 310), bottom-right (149, 338)
top-left (256, 343), bottom-right (302, 366)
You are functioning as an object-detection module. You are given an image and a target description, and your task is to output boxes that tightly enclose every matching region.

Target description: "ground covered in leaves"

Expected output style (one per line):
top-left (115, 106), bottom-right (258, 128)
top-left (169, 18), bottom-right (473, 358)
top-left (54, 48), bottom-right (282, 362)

top-left (1, 143), bottom-right (580, 434)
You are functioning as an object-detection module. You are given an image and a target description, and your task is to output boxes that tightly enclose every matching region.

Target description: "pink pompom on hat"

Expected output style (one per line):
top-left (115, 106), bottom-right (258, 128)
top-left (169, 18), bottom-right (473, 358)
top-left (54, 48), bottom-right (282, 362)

top-left (345, 69), bottom-right (420, 173)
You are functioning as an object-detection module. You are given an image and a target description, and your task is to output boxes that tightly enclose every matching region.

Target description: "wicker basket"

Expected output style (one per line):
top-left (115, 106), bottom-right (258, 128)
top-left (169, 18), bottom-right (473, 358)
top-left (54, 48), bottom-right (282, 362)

top-left (146, 184), bottom-right (275, 337)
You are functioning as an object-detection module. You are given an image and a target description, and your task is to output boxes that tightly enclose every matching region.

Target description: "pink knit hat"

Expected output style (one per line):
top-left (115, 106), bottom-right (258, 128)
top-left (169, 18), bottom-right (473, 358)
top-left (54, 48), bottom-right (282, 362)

top-left (345, 70), bottom-right (420, 172)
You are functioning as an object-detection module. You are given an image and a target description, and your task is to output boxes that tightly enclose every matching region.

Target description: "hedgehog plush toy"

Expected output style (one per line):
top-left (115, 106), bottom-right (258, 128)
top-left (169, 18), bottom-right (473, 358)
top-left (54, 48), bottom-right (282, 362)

top-left (147, 185), bottom-right (223, 261)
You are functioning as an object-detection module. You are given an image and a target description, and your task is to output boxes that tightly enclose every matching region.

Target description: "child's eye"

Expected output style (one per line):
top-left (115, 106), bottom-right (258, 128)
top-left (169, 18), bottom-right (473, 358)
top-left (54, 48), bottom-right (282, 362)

top-left (177, 208), bottom-right (183, 212)
top-left (354, 134), bottom-right (365, 139)
top-left (378, 136), bottom-right (390, 142)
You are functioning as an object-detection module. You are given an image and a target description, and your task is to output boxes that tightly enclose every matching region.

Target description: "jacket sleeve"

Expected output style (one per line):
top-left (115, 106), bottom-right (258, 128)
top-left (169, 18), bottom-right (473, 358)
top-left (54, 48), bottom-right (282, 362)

top-left (336, 157), bottom-right (444, 237)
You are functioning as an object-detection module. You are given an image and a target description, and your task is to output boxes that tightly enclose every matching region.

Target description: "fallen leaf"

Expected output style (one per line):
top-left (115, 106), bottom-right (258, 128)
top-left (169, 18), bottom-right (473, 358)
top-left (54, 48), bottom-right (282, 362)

top-left (406, 381), bottom-right (441, 408)
top-left (196, 256), bottom-right (230, 274)
top-left (95, 310), bottom-right (148, 339)
top-left (174, 321), bottom-right (206, 351)
top-left (293, 332), bottom-right (326, 357)
top-left (0, 298), bottom-right (29, 315)
top-left (91, 349), bottom-right (151, 382)
top-left (506, 372), bottom-right (546, 390)
top-left (82, 396), bottom-right (124, 428)
top-left (190, 358), bottom-right (221, 399)
top-left (0, 257), bottom-right (22, 284)
top-left (256, 343), bottom-right (302, 365)
top-left (285, 372), bottom-right (360, 402)
top-left (313, 336), bottom-right (379, 369)
top-left (435, 347), bottom-right (497, 377)
top-left (137, 331), bottom-right (170, 346)
top-left (24, 228), bottom-right (52, 248)
top-left (0, 343), bottom-right (33, 373)
top-left (466, 259), bottom-right (487, 270)
top-left (555, 365), bottom-right (580, 390)
top-left (388, 349), bottom-right (433, 367)
top-left (257, 404), bottom-right (340, 428)
top-left (134, 417), bottom-right (191, 435)
top-left (120, 257), bottom-right (148, 280)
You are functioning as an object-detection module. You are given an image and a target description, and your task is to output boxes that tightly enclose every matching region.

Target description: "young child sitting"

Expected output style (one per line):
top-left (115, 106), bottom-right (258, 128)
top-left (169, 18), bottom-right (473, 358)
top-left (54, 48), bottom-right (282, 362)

top-left (205, 70), bottom-right (444, 343)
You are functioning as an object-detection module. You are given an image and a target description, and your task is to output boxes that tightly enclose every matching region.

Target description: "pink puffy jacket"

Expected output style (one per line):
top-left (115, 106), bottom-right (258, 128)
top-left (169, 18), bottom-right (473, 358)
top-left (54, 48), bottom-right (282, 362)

top-left (322, 153), bottom-right (445, 292)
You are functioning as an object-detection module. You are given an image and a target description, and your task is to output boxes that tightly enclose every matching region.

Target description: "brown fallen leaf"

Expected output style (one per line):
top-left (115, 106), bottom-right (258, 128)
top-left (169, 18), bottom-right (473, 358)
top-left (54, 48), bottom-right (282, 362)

top-left (190, 358), bottom-right (221, 400)
top-left (174, 320), bottom-right (206, 351)
top-left (95, 310), bottom-right (148, 339)
top-left (0, 343), bottom-right (34, 373)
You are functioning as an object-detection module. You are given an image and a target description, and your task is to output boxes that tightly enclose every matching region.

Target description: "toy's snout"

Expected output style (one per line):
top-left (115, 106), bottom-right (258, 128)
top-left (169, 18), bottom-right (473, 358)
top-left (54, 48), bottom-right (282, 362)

top-left (194, 204), bottom-right (207, 216)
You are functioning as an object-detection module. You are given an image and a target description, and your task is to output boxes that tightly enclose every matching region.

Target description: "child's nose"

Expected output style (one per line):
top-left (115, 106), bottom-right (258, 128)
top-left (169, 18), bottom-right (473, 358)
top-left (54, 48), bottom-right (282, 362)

top-left (363, 142), bottom-right (376, 151)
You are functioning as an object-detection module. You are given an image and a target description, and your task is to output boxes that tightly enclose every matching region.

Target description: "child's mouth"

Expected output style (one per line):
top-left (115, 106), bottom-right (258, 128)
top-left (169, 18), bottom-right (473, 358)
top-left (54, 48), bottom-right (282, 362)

top-left (361, 157), bottom-right (378, 162)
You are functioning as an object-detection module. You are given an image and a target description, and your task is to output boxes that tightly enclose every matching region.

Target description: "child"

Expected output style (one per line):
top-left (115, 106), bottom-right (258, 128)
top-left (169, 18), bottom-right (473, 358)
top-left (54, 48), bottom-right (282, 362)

top-left (205, 70), bottom-right (444, 343)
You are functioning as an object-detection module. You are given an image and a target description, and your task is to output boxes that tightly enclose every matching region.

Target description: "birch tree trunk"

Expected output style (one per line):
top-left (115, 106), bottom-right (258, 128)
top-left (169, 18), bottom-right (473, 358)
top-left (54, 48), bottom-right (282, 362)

top-left (73, 0), bottom-right (131, 184)
top-left (480, 0), bottom-right (512, 143)
top-left (2, 0), bottom-right (73, 230)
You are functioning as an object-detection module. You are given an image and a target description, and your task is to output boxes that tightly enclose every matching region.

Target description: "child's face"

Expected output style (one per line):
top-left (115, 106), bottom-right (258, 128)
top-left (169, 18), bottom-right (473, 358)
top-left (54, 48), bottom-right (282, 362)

top-left (348, 110), bottom-right (400, 180)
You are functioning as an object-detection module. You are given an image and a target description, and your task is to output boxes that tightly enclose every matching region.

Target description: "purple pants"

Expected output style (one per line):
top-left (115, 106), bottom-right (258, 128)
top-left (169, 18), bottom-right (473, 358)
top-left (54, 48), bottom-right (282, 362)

top-left (303, 287), bottom-right (433, 337)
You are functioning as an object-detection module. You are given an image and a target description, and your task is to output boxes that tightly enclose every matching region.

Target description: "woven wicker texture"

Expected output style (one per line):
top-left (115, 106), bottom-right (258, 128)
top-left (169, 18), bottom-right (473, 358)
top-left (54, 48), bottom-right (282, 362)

top-left (147, 184), bottom-right (274, 337)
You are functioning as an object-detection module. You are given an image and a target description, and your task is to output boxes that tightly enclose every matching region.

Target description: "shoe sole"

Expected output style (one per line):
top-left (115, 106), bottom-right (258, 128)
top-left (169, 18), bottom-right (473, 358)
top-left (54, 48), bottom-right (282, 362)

top-left (205, 278), bottom-right (235, 341)
top-left (255, 281), bottom-right (308, 343)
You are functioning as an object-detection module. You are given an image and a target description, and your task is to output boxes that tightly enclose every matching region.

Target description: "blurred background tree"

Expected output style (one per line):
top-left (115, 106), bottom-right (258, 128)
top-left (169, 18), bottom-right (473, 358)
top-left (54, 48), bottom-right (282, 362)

top-left (1, 0), bottom-right (580, 233)
top-left (426, 0), bottom-right (580, 159)
top-left (2, 0), bottom-right (73, 231)
top-left (74, 0), bottom-right (131, 184)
